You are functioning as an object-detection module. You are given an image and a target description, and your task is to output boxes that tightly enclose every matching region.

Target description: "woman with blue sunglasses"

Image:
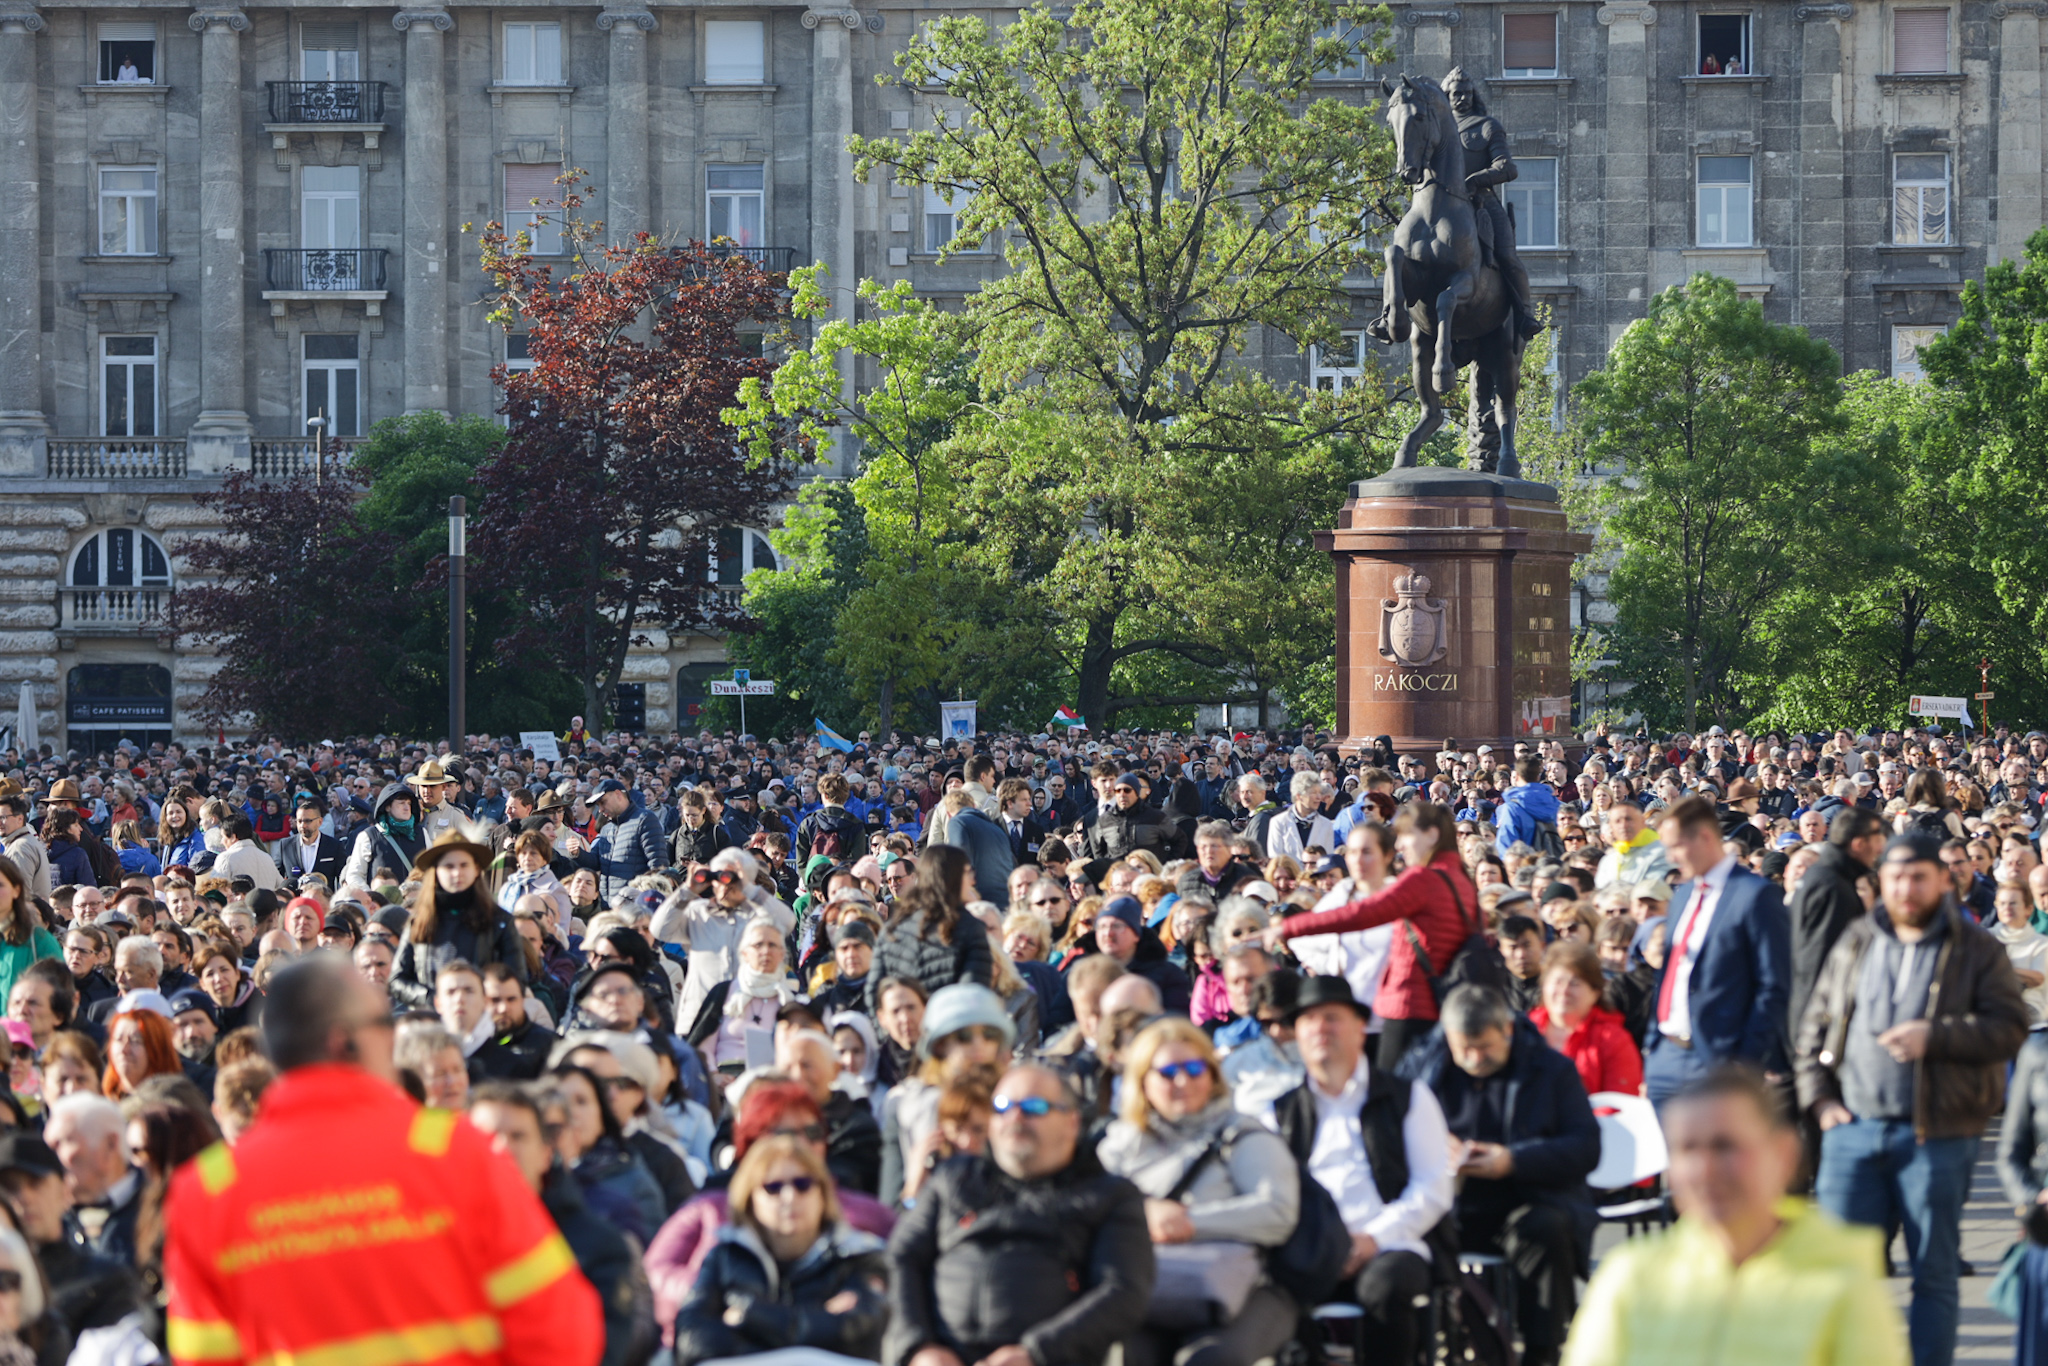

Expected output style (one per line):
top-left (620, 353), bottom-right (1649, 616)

top-left (1098, 1018), bottom-right (1302, 1366)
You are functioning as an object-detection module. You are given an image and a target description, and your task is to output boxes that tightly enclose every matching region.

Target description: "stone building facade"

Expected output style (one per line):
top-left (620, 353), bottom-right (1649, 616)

top-left (0, 0), bottom-right (2034, 748)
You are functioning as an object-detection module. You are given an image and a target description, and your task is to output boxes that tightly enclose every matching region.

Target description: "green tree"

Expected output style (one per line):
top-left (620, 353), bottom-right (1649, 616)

top-left (1914, 226), bottom-right (2048, 721)
top-left (348, 412), bottom-right (585, 735)
top-left (1577, 275), bottom-right (1883, 730)
top-left (755, 0), bottom-right (1397, 725)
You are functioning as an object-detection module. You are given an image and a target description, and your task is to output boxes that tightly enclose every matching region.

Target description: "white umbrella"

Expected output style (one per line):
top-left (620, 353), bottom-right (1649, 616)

top-left (14, 681), bottom-right (36, 757)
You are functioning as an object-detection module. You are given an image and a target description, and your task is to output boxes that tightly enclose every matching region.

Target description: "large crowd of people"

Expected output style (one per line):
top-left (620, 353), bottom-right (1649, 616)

top-left (0, 716), bottom-right (2043, 1366)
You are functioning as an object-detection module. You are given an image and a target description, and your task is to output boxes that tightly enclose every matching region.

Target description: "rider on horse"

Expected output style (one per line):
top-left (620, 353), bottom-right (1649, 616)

top-left (1443, 67), bottom-right (1542, 343)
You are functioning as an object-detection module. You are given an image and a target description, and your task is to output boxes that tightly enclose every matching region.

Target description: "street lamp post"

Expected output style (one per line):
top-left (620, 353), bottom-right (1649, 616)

top-left (305, 412), bottom-right (327, 484)
top-left (449, 496), bottom-right (467, 750)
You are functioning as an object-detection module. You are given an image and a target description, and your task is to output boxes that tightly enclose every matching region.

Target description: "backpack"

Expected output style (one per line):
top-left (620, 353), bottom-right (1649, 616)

top-left (1527, 819), bottom-right (1565, 858)
top-left (1175, 1121), bottom-right (1353, 1308)
top-left (1404, 867), bottom-right (1512, 1006)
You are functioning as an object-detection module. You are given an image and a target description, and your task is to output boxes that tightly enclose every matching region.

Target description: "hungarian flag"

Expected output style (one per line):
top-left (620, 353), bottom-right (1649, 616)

top-left (1048, 706), bottom-right (1087, 729)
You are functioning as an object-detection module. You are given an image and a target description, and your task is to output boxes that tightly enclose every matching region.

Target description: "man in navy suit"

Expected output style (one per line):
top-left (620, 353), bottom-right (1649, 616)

top-left (1642, 794), bottom-right (1792, 1110)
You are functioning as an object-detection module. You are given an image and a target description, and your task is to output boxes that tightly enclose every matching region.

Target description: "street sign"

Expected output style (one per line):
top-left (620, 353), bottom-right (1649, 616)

top-left (1976, 691), bottom-right (1996, 700)
top-left (709, 680), bottom-right (777, 696)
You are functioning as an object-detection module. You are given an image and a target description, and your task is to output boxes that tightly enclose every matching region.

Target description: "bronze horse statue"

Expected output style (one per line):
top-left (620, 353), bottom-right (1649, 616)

top-left (1365, 74), bottom-right (1525, 478)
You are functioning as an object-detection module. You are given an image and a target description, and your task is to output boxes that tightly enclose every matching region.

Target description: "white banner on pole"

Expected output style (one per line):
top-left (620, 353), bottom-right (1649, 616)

top-left (519, 731), bottom-right (561, 761)
top-left (940, 700), bottom-right (978, 740)
top-left (1908, 695), bottom-right (1970, 720)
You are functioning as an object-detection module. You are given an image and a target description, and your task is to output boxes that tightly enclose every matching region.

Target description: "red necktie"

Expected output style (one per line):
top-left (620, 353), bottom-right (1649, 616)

top-left (1656, 879), bottom-right (1711, 1026)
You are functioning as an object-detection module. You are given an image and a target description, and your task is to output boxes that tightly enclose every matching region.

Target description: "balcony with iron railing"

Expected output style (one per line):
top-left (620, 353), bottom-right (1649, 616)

top-left (705, 244), bottom-right (799, 272)
top-left (262, 248), bottom-right (388, 292)
top-left (266, 80), bottom-right (386, 124)
top-left (46, 438), bottom-right (187, 479)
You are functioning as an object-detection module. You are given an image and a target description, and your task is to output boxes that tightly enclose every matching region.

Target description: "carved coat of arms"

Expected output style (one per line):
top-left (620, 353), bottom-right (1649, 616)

top-left (1378, 570), bottom-right (1449, 668)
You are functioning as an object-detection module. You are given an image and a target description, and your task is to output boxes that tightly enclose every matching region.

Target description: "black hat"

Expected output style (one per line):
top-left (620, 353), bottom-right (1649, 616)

top-left (168, 988), bottom-right (218, 1026)
top-left (572, 959), bottom-right (641, 1007)
top-left (1285, 974), bottom-right (1373, 1024)
top-left (829, 920), bottom-right (876, 950)
top-left (1112, 772), bottom-right (1142, 791)
top-left (1540, 881), bottom-right (1579, 906)
top-left (0, 1134), bottom-right (63, 1181)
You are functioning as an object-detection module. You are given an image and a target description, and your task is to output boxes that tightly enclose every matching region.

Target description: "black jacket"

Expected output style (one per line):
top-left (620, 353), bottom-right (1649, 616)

top-left (1787, 841), bottom-right (1871, 1027)
top-left (389, 890), bottom-right (529, 1009)
top-left (822, 1089), bottom-right (884, 1196)
top-left (866, 912), bottom-right (994, 1013)
top-left (883, 1147), bottom-right (1154, 1366)
top-left (61, 1178), bottom-right (141, 1269)
top-left (677, 1223), bottom-right (891, 1366)
top-left (1173, 859), bottom-right (1259, 906)
top-left (471, 1017), bottom-right (558, 1082)
top-left (1120, 930), bottom-right (1194, 1015)
top-left (542, 1165), bottom-right (658, 1366)
top-left (272, 831), bottom-right (348, 886)
top-left (1400, 1019), bottom-right (1601, 1255)
top-left (36, 1236), bottom-right (142, 1339)
top-left (626, 1129), bottom-right (698, 1220)
top-left (1081, 805), bottom-right (1176, 865)
top-left (670, 820), bottom-right (733, 869)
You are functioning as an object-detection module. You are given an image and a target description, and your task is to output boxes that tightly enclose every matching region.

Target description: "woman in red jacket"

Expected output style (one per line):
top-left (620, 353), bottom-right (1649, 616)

top-left (1268, 801), bottom-right (1477, 1070)
top-left (1528, 940), bottom-right (1643, 1097)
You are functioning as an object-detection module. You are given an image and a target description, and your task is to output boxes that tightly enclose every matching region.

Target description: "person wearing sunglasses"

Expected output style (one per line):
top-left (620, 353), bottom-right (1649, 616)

top-left (1098, 1018), bottom-right (1301, 1366)
top-left (673, 1132), bottom-right (889, 1366)
top-left (654, 849), bottom-right (797, 1032)
top-left (884, 1063), bottom-right (1153, 1366)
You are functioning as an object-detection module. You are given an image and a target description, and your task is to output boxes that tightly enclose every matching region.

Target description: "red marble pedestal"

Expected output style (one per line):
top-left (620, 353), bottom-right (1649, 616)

top-left (1315, 466), bottom-right (1592, 756)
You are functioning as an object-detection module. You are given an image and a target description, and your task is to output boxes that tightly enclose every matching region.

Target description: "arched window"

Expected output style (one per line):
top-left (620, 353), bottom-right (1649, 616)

top-left (68, 528), bottom-right (172, 625)
top-left (712, 527), bottom-right (777, 587)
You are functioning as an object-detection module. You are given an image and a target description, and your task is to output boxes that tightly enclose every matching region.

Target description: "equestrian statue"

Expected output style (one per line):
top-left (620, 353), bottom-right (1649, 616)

top-left (1365, 69), bottom-right (1544, 478)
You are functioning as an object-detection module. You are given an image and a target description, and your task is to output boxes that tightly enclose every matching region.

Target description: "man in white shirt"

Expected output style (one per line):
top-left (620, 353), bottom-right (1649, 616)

top-left (1268, 976), bottom-right (1452, 1366)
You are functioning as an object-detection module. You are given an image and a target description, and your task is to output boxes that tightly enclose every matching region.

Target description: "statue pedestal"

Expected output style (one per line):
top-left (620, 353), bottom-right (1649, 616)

top-left (1316, 466), bottom-right (1592, 756)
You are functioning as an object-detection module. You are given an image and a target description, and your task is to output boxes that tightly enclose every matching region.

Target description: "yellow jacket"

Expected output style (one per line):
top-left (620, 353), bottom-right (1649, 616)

top-left (1561, 1199), bottom-right (1907, 1366)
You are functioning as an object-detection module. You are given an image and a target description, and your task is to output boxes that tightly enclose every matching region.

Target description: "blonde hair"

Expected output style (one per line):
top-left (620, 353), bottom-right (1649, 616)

top-left (1122, 851), bottom-right (1165, 878)
top-left (988, 940), bottom-right (1026, 997)
top-left (730, 1134), bottom-right (842, 1233)
top-left (1119, 1017), bottom-right (1229, 1128)
top-left (1001, 910), bottom-right (1052, 959)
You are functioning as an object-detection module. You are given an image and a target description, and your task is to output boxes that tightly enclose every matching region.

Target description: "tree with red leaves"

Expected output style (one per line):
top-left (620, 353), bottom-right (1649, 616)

top-left (476, 173), bottom-right (804, 724)
top-left (168, 467), bottom-right (407, 735)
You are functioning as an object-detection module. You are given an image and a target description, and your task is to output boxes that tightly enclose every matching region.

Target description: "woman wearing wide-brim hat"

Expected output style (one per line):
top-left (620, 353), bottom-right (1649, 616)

top-left (389, 830), bottom-right (529, 1009)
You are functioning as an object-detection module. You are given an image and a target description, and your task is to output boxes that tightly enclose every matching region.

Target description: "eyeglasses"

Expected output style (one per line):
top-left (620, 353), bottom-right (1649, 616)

top-left (0, 1270), bottom-right (22, 1294)
top-left (761, 1177), bottom-right (818, 1197)
top-left (1152, 1059), bottom-right (1209, 1082)
top-left (992, 1094), bottom-right (1072, 1118)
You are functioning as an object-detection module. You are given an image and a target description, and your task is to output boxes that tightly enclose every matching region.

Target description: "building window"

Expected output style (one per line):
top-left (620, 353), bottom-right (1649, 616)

top-left (713, 527), bottom-right (778, 586)
top-left (101, 337), bottom-right (157, 438)
top-left (97, 21), bottom-right (155, 84)
top-left (1502, 12), bottom-right (1559, 78)
top-left (301, 23), bottom-right (360, 80)
top-left (925, 184), bottom-right (980, 254)
top-left (504, 334), bottom-right (535, 374)
top-left (70, 529), bottom-right (171, 591)
top-left (1893, 8), bottom-right (1948, 74)
top-left (506, 164), bottom-right (565, 255)
top-left (1313, 21), bottom-right (1366, 80)
top-left (304, 335), bottom-right (361, 437)
top-left (301, 166), bottom-right (361, 250)
top-left (1697, 14), bottom-right (1749, 74)
top-left (706, 164), bottom-right (764, 248)
top-left (1309, 332), bottom-right (1365, 393)
top-left (503, 21), bottom-right (562, 84)
top-left (1504, 157), bottom-right (1558, 247)
top-left (1892, 325), bottom-right (1942, 381)
top-left (1696, 156), bottom-right (1753, 247)
top-left (1892, 153), bottom-right (1949, 245)
top-left (705, 20), bottom-right (766, 84)
top-left (98, 169), bottom-right (158, 256)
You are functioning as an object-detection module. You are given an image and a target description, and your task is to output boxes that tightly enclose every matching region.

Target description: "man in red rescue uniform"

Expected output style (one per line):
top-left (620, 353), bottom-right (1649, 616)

top-left (163, 954), bottom-right (603, 1366)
